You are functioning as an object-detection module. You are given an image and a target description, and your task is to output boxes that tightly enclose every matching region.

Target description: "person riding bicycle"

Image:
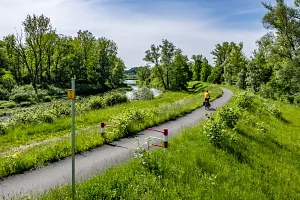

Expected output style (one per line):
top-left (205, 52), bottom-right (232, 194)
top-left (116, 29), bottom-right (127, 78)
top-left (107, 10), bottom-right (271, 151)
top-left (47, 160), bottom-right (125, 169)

top-left (204, 90), bottom-right (210, 104)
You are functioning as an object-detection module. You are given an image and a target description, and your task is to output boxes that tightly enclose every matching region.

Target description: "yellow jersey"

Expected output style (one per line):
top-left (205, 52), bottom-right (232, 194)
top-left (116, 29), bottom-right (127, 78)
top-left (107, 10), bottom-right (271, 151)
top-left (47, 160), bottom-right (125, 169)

top-left (204, 92), bottom-right (210, 98)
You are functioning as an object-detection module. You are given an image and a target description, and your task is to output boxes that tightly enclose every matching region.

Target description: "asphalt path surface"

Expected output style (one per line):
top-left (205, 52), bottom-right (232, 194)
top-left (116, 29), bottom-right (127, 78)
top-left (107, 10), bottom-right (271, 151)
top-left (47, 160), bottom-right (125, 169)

top-left (0, 88), bottom-right (232, 199)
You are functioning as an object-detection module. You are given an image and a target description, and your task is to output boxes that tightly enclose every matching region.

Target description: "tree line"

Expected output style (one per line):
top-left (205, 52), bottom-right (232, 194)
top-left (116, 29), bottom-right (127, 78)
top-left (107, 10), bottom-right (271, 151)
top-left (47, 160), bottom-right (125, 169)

top-left (0, 14), bottom-right (125, 96)
top-left (137, 0), bottom-right (300, 105)
top-left (137, 39), bottom-right (212, 91)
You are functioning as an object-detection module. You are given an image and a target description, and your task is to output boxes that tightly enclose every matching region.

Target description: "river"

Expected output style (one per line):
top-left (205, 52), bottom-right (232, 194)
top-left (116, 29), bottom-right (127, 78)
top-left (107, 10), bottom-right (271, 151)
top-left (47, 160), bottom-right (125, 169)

top-left (124, 80), bottom-right (162, 99)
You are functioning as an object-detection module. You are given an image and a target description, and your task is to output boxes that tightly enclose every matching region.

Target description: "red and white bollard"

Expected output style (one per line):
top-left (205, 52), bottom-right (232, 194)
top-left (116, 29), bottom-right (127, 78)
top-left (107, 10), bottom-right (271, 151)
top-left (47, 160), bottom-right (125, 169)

top-left (148, 127), bottom-right (168, 150)
top-left (101, 122), bottom-right (105, 137)
top-left (163, 128), bottom-right (168, 150)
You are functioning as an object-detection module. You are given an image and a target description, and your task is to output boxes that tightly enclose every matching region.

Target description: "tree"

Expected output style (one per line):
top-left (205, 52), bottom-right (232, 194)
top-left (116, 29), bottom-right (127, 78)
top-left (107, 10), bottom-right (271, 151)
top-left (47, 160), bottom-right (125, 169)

top-left (211, 42), bottom-right (235, 66)
top-left (76, 30), bottom-right (96, 83)
top-left (246, 61), bottom-right (262, 92)
top-left (262, 0), bottom-right (300, 59)
top-left (0, 40), bottom-right (7, 70)
top-left (93, 37), bottom-right (118, 88)
top-left (144, 44), bottom-right (167, 89)
top-left (210, 41), bottom-right (237, 83)
top-left (3, 35), bottom-right (24, 84)
top-left (222, 42), bottom-right (248, 85)
top-left (207, 66), bottom-right (223, 84)
top-left (200, 58), bottom-right (212, 82)
top-left (14, 14), bottom-right (55, 94)
top-left (144, 39), bottom-right (178, 90)
top-left (171, 51), bottom-right (189, 90)
top-left (236, 69), bottom-right (247, 90)
top-left (159, 39), bottom-right (177, 90)
top-left (137, 65), bottom-right (151, 86)
top-left (108, 57), bottom-right (125, 88)
top-left (191, 55), bottom-right (203, 81)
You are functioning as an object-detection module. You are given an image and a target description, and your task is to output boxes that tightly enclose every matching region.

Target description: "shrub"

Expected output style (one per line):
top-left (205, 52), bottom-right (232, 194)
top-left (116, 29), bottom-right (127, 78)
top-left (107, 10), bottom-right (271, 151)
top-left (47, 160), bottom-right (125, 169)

top-left (43, 96), bottom-right (52, 102)
top-left (76, 84), bottom-right (104, 95)
top-left (0, 87), bottom-right (9, 100)
top-left (1, 72), bottom-right (16, 91)
top-left (203, 119), bottom-right (236, 148)
top-left (217, 107), bottom-right (240, 129)
top-left (109, 108), bottom-right (151, 137)
top-left (0, 123), bottom-right (7, 135)
top-left (46, 85), bottom-right (65, 96)
top-left (132, 86), bottom-right (154, 100)
top-left (294, 93), bottom-right (300, 106)
top-left (234, 91), bottom-right (254, 109)
top-left (259, 84), bottom-right (275, 100)
top-left (89, 96), bottom-right (104, 110)
top-left (9, 93), bottom-right (31, 103)
top-left (36, 89), bottom-right (49, 101)
top-left (19, 101), bottom-right (32, 107)
top-left (40, 112), bottom-right (55, 123)
top-left (9, 85), bottom-right (36, 103)
top-left (0, 101), bottom-right (17, 109)
top-left (102, 91), bottom-right (128, 106)
top-left (264, 102), bottom-right (282, 118)
top-left (256, 122), bottom-right (268, 134)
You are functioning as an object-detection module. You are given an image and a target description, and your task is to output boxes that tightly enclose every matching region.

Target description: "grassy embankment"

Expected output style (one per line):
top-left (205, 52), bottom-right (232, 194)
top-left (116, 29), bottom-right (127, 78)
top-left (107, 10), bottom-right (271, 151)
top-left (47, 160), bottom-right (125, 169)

top-left (0, 82), bottom-right (222, 179)
top-left (37, 86), bottom-right (300, 200)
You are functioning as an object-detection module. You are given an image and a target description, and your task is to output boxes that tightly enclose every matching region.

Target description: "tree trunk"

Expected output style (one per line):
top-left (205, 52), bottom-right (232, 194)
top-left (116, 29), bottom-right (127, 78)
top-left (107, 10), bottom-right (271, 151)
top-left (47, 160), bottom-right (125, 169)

top-left (157, 66), bottom-right (167, 90)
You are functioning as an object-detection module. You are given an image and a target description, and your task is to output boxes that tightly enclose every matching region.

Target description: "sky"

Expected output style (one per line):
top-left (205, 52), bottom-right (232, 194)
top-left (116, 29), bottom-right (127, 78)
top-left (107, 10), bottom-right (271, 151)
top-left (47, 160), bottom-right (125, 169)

top-left (0, 0), bottom-right (288, 68)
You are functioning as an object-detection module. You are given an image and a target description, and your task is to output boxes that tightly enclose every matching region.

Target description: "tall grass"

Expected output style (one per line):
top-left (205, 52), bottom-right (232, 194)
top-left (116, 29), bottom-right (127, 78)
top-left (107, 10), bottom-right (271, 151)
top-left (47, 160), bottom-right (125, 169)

top-left (35, 88), bottom-right (300, 200)
top-left (0, 84), bottom-right (222, 179)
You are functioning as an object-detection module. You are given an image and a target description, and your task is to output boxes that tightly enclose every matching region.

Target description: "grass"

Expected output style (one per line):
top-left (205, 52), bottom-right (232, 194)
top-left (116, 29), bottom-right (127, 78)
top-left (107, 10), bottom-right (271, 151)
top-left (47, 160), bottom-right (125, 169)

top-left (33, 87), bottom-right (300, 200)
top-left (0, 83), bottom-right (222, 179)
top-left (0, 84), bottom-right (212, 152)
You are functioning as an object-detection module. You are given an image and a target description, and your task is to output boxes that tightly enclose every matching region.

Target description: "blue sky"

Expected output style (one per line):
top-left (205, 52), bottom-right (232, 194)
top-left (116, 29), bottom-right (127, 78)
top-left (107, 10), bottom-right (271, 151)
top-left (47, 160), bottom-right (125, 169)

top-left (0, 0), bottom-right (284, 68)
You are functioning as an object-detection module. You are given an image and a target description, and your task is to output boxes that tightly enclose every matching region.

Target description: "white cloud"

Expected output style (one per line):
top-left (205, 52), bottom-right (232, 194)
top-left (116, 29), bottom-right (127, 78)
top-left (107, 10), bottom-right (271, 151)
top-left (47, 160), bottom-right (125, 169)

top-left (0, 0), bottom-right (267, 67)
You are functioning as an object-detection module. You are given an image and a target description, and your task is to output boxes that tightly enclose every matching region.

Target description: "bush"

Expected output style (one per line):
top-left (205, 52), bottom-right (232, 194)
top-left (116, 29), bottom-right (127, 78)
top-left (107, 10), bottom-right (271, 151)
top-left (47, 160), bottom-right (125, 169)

top-left (9, 85), bottom-right (36, 103)
top-left (203, 120), bottom-right (236, 148)
top-left (1, 72), bottom-right (16, 91)
top-left (40, 112), bottom-right (55, 123)
top-left (294, 93), bottom-right (300, 106)
top-left (259, 84), bottom-right (275, 100)
top-left (217, 107), bottom-right (240, 129)
top-left (89, 96), bottom-right (104, 110)
top-left (264, 102), bottom-right (282, 118)
top-left (19, 101), bottom-right (32, 107)
top-left (76, 84), bottom-right (104, 96)
top-left (234, 91), bottom-right (254, 109)
top-left (256, 122), bottom-right (268, 134)
top-left (0, 101), bottom-right (17, 109)
top-left (0, 123), bottom-right (7, 135)
top-left (278, 94), bottom-right (294, 104)
top-left (109, 108), bottom-right (153, 137)
top-left (43, 96), bottom-right (52, 102)
top-left (132, 86), bottom-right (154, 100)
top-left (37, 89), bottom-right (49, 101)
top-left (0, 87), bottom-right (9, 100)
top-left (102, 91), bottom-right (128, 106)
top-left (46, 85), bottom-right (65, 96)
top-left (9, 85), bottom-right (56, 103)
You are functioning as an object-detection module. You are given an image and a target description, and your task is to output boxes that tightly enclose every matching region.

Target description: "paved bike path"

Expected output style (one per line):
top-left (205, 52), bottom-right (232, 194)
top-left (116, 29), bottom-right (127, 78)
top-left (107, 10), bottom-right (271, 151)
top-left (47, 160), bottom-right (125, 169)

top-left (0, 88), bottom-right (232, 198)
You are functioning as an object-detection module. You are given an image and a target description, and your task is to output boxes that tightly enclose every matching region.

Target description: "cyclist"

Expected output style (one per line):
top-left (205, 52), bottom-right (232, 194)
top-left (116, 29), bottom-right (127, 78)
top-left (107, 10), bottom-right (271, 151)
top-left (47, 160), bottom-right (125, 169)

top-left (204, 90), bottom-right (210, 105)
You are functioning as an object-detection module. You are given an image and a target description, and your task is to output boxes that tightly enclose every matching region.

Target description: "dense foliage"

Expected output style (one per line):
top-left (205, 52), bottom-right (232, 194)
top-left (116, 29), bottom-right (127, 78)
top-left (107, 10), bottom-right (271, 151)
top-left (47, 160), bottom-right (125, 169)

top-left (132, 86), bottom-right (154, 100)
top-left (136, 39), bottom-right (213, 91)
top-left (0, 14), bottom-right (126, 102)
top-left (0, 91), bottom-right (128, 133)
top-left (205, 0), bottom-right (300, 105)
